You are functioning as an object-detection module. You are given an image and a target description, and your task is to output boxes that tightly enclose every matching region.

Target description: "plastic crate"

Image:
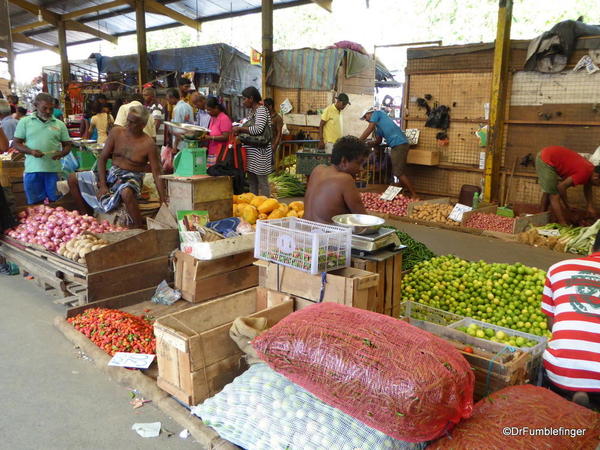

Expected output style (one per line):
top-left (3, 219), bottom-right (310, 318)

top-left (296, 152), bottom-right (332, 175)
top-left (254, 217), bottom-right (351, 275)
top-left (399, 301), bottom-right (464, 326)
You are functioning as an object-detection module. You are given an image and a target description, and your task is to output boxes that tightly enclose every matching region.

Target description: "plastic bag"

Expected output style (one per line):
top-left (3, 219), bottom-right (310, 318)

top-left (151, 280), bottom-right (181, 305)
top-left (252, 303), bottom-right (474, 442)
top-left (160, 146), bottom-right (175, 173)
top-left (192, 364), bottom-right (423, 450)
top-left (429, 385), bottom-right (600, 449)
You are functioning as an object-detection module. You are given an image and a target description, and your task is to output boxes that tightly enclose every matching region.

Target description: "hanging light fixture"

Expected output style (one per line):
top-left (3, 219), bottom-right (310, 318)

top-left (37, 8), bottom-right (43, 21)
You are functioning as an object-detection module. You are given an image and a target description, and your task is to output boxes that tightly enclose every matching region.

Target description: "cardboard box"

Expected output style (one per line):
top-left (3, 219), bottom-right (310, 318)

top-left (174, 250), bottom-right (259, 303)
top-left (154, 287), bottom-right (293, 406)
top-left (407, 149), bottom-right (440, 166)
top-left (255, 260), bottom-right (379, 311)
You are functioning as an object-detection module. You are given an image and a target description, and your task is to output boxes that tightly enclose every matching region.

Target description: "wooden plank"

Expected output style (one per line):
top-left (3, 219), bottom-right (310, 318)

top-left (376, 261), bottom-right (385, 314)
top-left (185, 265), bottom-right (259, 303)
top-left (392, 253), bottom-right (403, 317)
top-left (134, 0), bottom-right (148, 90)
top-left (62, 0), bottom-right (128, 19)
top-left (66, 285), bottom-right (158, 318)
top-left (509, 104), bottom-right (600, 124)
top-left (144, 0), bottom-right (201, 31)
top-left (175, 250), bottom-right (256, 282)
top-left (86, 256), bottom-right (170, 302)
top-left (385, 257), bottom-right (394, 315)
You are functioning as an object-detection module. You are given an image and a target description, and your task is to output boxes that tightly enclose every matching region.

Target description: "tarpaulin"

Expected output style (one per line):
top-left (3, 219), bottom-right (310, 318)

top-left (268, 48), bottom-right (345, 91)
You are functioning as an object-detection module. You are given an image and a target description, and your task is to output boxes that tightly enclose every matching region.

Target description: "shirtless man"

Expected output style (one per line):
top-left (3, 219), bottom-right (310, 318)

top-left (68, 106), bottom-right (166, 228)
top-left (304, 136), bottom-right (368, 224)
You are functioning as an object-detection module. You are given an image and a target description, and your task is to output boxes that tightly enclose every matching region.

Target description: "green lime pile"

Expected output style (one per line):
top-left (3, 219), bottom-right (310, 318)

top-left (402, 255), bottom-right (550, 338)
top-left (456, 323), bottom-right (539, 348)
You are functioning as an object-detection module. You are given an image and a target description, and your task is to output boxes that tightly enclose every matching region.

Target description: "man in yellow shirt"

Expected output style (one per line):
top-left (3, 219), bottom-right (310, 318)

top-left (318, 93), bottom-right (350, 153)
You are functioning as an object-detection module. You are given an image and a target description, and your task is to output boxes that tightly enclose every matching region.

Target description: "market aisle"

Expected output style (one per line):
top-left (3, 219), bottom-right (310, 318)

top-left (0, 276), bottom-right (202, 450)
top-left (390, 221), bottom-right (567, 270)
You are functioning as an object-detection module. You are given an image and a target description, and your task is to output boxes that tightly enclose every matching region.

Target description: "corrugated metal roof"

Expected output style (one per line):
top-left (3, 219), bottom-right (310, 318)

top-left (6, 0), bottom-right (312, 54)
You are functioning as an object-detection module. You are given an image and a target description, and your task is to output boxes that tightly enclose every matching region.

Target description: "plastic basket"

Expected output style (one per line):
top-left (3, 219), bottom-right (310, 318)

top-left (254, 217), bottom-right (351, 275)
top-left (296, 152), bottom-right (332, 175)
top-left (399, 301), bottom-right (464, 326)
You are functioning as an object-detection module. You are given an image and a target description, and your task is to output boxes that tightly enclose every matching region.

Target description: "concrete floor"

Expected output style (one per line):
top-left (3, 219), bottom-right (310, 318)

top-left (0, 276), bottom-right (202, 450)
top-left (0, 222), bottom-right (572, 449)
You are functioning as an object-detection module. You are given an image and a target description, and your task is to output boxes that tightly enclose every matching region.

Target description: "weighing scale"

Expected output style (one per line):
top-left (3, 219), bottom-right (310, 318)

top-left (164, 122), bottom-right (210, 177)
top-left (351, 227), bottom-right (404, 256)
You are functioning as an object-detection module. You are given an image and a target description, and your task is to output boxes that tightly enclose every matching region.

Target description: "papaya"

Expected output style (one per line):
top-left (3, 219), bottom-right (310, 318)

top-left (242, 205), bottom-right (259, 225)
top-left (237, 193), bottom-right (255, 204)
top-left (288, 201), bottom-right (304, 212)
top-left (286, 210), bottom-right (298, 218)
top-left (258, 198), bottom-right (279, 214)
top-left (277, 203), bottom-right (289, 214)
top-left (267, 209), bottom-right (286, 220)
top-left (298, 209), bottom-right (305, 218)
top-left (258, 213), bottom-right (268, 220)
top-left (250, 195), bottom-right (268, 208)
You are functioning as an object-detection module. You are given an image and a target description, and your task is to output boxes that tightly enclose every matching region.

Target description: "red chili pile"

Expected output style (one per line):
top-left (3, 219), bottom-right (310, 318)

top-left (360, 192), bottom-right (416, 216)
top-left (68, 308), bottom-right (155, 355)
top-left (464, 212), bottom-right (516, 233)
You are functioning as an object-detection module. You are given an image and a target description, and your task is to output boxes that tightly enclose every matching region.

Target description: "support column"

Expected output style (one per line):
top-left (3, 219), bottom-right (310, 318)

top-left (261, 0), bottom-right (273, 98)
top-left (56, 20), bottom-right (71, 116)
top-left (135, 0), bottom-right (148, 91)
top-left (7, 45), bottom-right (15, 92)
top-left (483, 0), bottom-right (513, 203)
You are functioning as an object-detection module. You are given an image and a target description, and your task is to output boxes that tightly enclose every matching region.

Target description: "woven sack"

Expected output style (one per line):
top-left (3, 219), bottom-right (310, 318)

top-left (192, 363), bottom-right (423, 450)
top-left (252, 303), bottom-right (474, 442)
top-left (429, 384), bottom-right (600, 449)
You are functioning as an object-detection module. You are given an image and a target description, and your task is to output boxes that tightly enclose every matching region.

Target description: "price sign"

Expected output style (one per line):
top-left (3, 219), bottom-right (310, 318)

top-left (380, 186), bottom-right (403, 201)
top-left (448, 203), bottom-right (473, 222)
top-left (537, 229), bottom-right (561, 237)
top-left (108, 352), bottom-right (155, 369)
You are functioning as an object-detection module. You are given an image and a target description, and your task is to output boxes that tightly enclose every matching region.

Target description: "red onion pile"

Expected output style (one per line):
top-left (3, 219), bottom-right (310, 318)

top-left (360, 192), bottom-right (417, 217)
top-left (5, 205), bottom-right (125, 253)
top-left (464, 212), bottom-right (516, 233)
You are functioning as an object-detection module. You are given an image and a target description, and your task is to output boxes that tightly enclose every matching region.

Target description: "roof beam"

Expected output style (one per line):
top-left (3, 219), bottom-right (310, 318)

top-left (310, 0), bottom-right (332, 12)
top-left (64, 20), bottom-right (118, 44)
top-left (12, 20), bottom-right (49, 34)
top-left (11, 32), bottom-right (59, 53)
top-left (62, 0), bottom-right (129, 20)
top-left (10, 0), bottom-right (119, 44)
top-left (137, 0), bottom-right (201, 31)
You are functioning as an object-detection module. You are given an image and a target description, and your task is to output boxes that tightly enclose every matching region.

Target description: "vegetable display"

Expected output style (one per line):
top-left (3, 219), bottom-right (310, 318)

top-left (429, 385), bottom-right (600, 449)
top-left (403, 255), bottom-right (550, 337)
top-left (5, 205), bottom-right (123, 253)
top-left (455, 322), bottom-right (539, 348)
top-left (233, 193), bottom-right (304, 224)
top-left (268, 172), bottom-right (306, 199)
top-left (464, 213), bottom-right (515, 233)
top-left (67, 308), bottom-right (155, 355)
top-left (360, 192), bottom-right (416, 216)
top-left (389, 229), bottom-right (436, 271)
top-left (410, 203), bottom-right (458, 226)
top-left (58, 233), bottom-right (109, 264)
top-left (253, 303), bottom-right (475, 443)
top-left (518, 220), bottom-right (600, 255)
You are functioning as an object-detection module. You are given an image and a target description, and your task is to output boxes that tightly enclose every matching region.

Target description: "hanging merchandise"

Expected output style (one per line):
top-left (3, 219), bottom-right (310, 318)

top-left (425, 105), bottom-right (451, 129)
top-left (436, 131), bottom-right (449, 146)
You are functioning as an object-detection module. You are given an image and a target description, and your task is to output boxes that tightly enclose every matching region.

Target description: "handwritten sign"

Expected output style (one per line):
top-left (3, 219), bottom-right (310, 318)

top-left (537, 228), bottom-right (561, 237)
top-left (448, 203), bottom-right (473, 222)
top-left (380, 186), bottom-right (403, 201)
top-left (108, 352), bottom-right (155, 369)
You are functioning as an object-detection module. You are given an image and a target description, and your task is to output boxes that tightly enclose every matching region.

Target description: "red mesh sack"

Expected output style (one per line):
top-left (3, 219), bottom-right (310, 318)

top-left (429, 385), bottom-right (600, 449)
top-left (252, 303), bottom-right (474, 442)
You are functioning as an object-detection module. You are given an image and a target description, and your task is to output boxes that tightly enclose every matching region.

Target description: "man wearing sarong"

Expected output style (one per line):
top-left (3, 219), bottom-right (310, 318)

top-left (68, 105), bottom-right (166, 228)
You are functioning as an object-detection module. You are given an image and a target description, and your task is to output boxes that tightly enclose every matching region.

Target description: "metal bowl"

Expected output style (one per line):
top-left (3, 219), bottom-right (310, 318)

top-left (164, 121), bottom-right (209, 140)
top-left (332, 214), bottom-right (385, 235)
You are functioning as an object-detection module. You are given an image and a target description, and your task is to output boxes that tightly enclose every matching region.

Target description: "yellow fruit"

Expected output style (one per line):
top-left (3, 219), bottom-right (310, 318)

top-left (286, 210), bottom-right (298, 217)
top-left (289, 201), bottom-right (304, 212)
top-left (242, 205), bottom-right (258, 225)
top-left (298, 210), bottom-right (305, 218)
top-left (237, 193), bottom-right (254, 204)
top-left (250, 196), bottom-right (268, 207)
top-left (232, 204), bottom-right (241, 216)
top-left (267, 209), bottom-right (286, 220)
top-left (233, 194), bottom-right (241, 204)
top-left (277, 203), bottom-right (289, 214)
top-left (258, 198), bottom-right (279, 214)
top-left (258, 213), bottom-right (268, 220)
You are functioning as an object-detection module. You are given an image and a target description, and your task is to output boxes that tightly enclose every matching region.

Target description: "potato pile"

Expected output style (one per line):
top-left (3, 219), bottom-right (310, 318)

top-left (411, 203), bottom-right (459, 226)
top-left (233, 193), bottom-right (304, 225)
top-left (58, 233), bottom-right (109, 264)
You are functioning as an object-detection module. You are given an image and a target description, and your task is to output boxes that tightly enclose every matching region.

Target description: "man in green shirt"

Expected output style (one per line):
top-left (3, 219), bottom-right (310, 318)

top-left (13, 93), bottom-right (71, 204)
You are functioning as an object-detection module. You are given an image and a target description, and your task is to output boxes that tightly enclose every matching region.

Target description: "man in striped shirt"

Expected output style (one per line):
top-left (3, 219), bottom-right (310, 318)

top-left (542, 232), bottom-right (600, 407)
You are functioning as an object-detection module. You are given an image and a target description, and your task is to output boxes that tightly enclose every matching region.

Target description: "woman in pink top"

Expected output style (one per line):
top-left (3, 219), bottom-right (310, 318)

top-left (205, 98), bottom-right (232, 167)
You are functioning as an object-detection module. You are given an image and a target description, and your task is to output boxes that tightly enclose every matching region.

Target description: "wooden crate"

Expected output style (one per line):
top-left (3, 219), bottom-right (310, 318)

top-left (154, 287), bottom-right (294, 406)
top-left (174, 250), bottom-right (259, 303)
top-left (407, 149), bottom-right (440, 166)
top-left (255, 260), bottom-right (379, 311)
top-left (0, 160), bottom-right (24, 187)
top-left (162, 175), bottom-right (233, 221)
top-left (351, 250), bottom-right (403, 317)
top-left (461, 205), bottom-right (549, 234)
